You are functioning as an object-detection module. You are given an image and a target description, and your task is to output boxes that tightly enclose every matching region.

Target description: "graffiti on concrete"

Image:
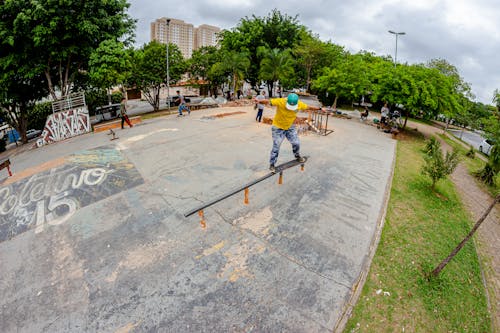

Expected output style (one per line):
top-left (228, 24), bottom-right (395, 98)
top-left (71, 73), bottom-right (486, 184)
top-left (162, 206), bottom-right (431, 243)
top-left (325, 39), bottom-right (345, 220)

top-left (0, 146), bottom-right (143, 242)
top-left (37, 107), bottom-right (90, 147)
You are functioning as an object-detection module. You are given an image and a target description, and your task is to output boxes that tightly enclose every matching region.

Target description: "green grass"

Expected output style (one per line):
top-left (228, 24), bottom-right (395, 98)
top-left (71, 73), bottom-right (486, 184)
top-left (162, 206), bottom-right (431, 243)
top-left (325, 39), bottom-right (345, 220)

top-left (344, 131), bottom-right (491, 333)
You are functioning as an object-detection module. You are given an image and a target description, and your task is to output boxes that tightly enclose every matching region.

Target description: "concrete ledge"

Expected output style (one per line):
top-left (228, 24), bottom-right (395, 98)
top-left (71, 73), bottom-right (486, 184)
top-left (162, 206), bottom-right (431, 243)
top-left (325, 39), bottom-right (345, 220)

top-left (93, 116), bottom-right (142, 133)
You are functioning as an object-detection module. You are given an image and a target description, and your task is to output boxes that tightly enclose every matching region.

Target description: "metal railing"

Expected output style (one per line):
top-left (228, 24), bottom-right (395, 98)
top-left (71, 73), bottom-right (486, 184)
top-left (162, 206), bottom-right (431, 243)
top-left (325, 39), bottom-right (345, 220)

top-left (51, 91), bottom-right (86, 113)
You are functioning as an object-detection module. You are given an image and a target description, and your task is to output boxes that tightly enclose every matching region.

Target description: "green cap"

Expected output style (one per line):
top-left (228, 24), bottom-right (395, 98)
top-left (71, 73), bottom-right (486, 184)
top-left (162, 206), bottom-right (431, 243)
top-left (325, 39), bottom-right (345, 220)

top-left (286, 93), bottom-right (299, 111)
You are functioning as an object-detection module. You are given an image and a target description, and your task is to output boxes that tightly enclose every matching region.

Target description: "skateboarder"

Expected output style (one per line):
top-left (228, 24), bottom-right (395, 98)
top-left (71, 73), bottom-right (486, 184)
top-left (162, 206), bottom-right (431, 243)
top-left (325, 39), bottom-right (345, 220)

top-left (120, 97), bottom-right (133, 129)
top-left (256, 93), bottom-right (322, 173)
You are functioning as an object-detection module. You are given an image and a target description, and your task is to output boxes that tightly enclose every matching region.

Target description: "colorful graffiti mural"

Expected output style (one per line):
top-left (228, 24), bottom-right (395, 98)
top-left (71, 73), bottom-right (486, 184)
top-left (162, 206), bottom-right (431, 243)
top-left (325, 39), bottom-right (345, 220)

top-left (0, 146), bottom-right (143, 242)
top-left (36, 107), bottom-right (90, 147)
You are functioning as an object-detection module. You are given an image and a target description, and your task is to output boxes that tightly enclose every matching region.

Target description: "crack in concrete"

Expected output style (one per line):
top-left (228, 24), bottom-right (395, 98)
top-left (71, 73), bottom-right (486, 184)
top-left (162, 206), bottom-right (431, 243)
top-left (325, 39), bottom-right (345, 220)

top-left (212, 208), bottom-right (352, 290)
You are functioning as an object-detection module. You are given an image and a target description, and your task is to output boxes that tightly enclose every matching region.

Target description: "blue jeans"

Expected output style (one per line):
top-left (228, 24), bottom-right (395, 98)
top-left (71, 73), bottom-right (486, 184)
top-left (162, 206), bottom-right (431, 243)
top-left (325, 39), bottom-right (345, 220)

top-left (178, 104), bottom-right (190, 115)
top-left (256, 108), bottom-right (263, 122)
top-left (269, 125), bottom-right (300, 165)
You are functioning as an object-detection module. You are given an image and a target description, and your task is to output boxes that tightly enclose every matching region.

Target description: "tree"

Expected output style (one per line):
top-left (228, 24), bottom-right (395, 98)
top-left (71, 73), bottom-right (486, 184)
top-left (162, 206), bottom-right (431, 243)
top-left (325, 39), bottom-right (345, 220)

top-left (294, 34), bottom-right (345, 92)
top-left (0, 59), bottom-right (48, 144)
top-left (421, 137), bottom-right (459, 190)
top-left (129, 41), bottom-right (184, 111)
top-left (476, 106), bottom-right (500, 185)
top-left (219, 9), bottom-right (305, 90)
top-left (258, 47), bottom-right (295, 97)
top-left (89, 40), bottom-right (132, 104)
top-left (0, 0), bottom-right (135, 99)
top-left (493, 89), bottom-right (500, 110)
top-left (211, 51), bottom-right (250, 98)
top-left (188, 46), bottom-right (223, 96)
top-left (312, 52), bottom-right (371, 109)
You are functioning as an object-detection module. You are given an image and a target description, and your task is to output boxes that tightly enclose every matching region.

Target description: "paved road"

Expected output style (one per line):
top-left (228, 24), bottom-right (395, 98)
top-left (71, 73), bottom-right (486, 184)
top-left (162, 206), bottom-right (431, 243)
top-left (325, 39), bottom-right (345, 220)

top-left (0, 106), bottom-right (396, 332)
top-left (448, 128), bottom-right (485, 150)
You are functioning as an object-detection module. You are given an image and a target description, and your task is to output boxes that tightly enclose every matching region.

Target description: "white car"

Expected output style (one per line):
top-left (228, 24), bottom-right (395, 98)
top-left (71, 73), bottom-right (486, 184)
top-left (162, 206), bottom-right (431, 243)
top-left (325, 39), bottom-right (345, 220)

top-left (479, 139), bottom-right (494, 156)
top-left (26, 129), bottom-right (42, 140)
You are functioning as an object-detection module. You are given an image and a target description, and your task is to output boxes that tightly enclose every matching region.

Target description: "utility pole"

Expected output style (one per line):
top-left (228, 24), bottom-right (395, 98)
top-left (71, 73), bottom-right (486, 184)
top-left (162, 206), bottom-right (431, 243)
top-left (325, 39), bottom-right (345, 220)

top-left (388, 30), bottom-right (406, 66)
top-left (166, 18), bottom-right (171, 109)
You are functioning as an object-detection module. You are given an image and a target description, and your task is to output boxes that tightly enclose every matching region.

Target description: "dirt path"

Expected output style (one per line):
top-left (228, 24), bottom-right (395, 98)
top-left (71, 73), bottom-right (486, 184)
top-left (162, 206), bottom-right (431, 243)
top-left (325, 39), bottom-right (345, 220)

top-left (405, 120), bottom-right (500, 331)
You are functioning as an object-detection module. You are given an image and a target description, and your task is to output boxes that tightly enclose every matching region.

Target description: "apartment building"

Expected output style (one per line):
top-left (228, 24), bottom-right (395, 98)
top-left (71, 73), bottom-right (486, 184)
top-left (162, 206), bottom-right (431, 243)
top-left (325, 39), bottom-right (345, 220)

top-left (194, 24), bottom-right (221, 49)
top-left (151, 18), bottom-right (220, 58)
top-left (151, 18), bottom-right (194, 58)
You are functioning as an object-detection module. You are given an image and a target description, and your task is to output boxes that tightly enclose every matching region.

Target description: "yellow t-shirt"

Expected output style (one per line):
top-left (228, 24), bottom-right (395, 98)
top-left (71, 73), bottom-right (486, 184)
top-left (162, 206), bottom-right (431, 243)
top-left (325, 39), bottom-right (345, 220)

top-left (270, 98), bottom-right (308, 130)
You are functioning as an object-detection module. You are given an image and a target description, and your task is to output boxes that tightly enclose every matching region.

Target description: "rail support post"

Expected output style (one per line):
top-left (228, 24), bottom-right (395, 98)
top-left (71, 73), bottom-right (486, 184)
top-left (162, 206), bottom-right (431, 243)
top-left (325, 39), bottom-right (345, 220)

top-left (244, 187), bottom-right (249, 204)
top-left (198, 210), bottom-right (206, 229)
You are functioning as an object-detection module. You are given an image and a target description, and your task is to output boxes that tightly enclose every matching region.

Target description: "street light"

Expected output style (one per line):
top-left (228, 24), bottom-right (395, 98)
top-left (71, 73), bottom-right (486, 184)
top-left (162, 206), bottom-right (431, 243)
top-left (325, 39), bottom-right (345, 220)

top-left (166, 18), bottom-right (171, 109)
top-left (388, 30), bottom-right (405, 66)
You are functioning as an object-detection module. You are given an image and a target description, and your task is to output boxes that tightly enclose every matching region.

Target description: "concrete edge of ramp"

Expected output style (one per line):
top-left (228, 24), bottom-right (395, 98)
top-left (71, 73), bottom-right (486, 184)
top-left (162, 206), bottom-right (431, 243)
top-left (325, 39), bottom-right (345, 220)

top-left (333, 141), bottom-right (397, 332)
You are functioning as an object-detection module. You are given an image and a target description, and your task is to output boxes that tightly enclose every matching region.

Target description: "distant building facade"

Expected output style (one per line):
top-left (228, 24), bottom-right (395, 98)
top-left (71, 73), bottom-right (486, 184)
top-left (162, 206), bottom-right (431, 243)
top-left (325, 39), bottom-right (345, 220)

top-left (194, 24), bottom-right (220, 49)
top-left (151, 18), bottom-right (220, 58)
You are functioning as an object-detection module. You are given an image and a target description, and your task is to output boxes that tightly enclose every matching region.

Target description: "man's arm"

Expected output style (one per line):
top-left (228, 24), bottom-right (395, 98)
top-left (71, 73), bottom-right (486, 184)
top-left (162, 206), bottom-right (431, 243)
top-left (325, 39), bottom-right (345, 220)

top-left (254, 98), bottom-right (271, 105)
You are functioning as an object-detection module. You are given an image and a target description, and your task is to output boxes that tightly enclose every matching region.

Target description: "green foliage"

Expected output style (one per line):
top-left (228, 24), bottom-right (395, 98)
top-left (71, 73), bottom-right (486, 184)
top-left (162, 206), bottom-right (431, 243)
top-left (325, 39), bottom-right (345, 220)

top-left (466, 146), bottom-right (476, 159)
top-left (128, 41), bottom-right (185, 111)
top-left (476, 110), bottom-right (500, 187)
top-left (312, 52), bottom-right (371, 108)
top-left (219, 9), bottom-right (305, 88)
top-left (84, 89), bottom-right (123, 115)
top-left (258, 47), bottom-right (295, 96)
top-left (292, 34), bottom-right (344, 92)
top-left (210, 50), bottom-right (250, 95)
top-left (89, 40), bottom-right (132, 93)
top-left (0, 0), bottom-right (135, 99)
top-left (493, 89), bottom-right (500, 110)
top-left (421, 137), bottom-right (460, 190)
top-left (28, 102), bottom-right (52, 131)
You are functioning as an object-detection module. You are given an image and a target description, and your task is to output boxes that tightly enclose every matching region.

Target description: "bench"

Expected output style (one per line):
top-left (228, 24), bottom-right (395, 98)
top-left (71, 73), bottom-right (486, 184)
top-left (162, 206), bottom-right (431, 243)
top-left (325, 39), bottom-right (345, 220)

top-left (0, 159), bottom-right (12, 177)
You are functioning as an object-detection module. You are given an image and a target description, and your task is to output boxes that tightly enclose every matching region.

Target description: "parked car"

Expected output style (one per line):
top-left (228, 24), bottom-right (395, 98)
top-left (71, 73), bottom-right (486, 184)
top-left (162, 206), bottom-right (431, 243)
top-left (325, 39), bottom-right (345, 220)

top-left (95, 103), bottom-right (121, 122)
top-left (26, 129), bottom-right (42, 140)
top-left (479, 139), bottom-right (495, 156)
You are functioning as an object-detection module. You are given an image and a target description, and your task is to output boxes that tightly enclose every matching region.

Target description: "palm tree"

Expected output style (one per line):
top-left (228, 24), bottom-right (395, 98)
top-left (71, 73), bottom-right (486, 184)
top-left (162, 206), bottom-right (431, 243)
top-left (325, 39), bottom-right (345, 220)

top-left (212, 51), bottom-right (250, 98)
top-left (258, 47), bottom-right (295, 97)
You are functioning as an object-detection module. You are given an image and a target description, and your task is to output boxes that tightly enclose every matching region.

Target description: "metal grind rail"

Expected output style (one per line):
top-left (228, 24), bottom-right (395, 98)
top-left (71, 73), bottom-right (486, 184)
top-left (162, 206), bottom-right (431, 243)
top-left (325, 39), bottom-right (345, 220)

top-left (184, 158), bottom-right (307, 228)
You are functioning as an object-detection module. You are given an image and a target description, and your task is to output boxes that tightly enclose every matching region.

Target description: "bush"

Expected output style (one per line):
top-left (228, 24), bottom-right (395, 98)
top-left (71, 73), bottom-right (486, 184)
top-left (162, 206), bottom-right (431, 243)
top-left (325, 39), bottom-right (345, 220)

top-left (421, 137), bottom-right (460, 190)
top-left (28, 102), bottom-right (52, 130)
top-left (465, 146), bottom-right (475, 159)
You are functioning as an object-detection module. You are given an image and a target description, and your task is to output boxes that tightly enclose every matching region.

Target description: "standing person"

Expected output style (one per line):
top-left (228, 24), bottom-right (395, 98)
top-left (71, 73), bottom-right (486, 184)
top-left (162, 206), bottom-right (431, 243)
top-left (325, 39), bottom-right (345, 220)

top-left (380, 103), bottom-right (389, 124)
top-left (256, 93), bottom-right (323, 173)
top-left (120, 97), bottom-right (133, 129)
top-left (255, 90), bottom-right (266, 122)
top-left (176, 90), bottom-right (190, 116)
top-left (360, 105), bottom-right (369, 121)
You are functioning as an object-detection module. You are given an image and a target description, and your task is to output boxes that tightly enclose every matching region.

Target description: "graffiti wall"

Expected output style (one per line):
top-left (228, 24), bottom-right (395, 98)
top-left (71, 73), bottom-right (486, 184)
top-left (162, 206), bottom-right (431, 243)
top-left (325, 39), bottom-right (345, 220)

top-left (0, 146), bottom-right (143, 242)
top-left (37, 107), bottom-right (90, 147)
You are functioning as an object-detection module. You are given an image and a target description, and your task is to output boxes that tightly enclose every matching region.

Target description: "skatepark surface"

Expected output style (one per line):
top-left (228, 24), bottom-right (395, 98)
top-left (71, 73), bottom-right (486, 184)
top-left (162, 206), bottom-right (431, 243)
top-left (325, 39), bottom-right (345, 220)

top-left (0, 106), bottom-right (396, 332)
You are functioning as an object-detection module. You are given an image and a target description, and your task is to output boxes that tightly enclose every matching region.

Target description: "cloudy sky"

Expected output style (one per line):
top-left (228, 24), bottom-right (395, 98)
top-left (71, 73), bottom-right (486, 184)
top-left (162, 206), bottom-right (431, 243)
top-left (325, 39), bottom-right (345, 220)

top-left (128, 0), bottom-right (499, 104)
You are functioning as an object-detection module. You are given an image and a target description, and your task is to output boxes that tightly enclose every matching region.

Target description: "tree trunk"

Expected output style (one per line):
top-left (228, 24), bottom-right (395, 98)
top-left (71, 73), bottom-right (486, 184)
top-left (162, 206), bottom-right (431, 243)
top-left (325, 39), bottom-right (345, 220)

top-left (107, 87), bottom-right (112, 105)
top-left (332, 95), bottom-right (338, 110)
top-left (431, 194), bottom-right (500, 277)
top-left (268, 81), bottom-right (273, 98)
top-left (45, 68), bottom-right (57, 100)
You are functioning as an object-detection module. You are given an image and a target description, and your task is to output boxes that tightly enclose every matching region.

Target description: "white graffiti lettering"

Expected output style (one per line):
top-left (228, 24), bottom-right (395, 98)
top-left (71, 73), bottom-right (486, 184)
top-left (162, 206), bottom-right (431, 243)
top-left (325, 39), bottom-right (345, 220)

top-left (0, 167), bottom-right (110, 218)
top-left (37, 107), bottom-right (90, 147)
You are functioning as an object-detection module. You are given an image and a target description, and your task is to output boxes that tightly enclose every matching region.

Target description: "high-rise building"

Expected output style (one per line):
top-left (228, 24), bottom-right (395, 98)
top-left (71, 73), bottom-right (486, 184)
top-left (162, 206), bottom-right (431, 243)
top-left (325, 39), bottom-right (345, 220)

top-left (151, 18), bottom-right (194, 58)
top-left (151, 18), bottom-right (220, 58)
top-left (194, 24), bottom-right (220, 50)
